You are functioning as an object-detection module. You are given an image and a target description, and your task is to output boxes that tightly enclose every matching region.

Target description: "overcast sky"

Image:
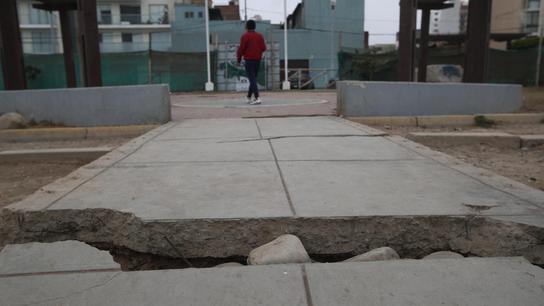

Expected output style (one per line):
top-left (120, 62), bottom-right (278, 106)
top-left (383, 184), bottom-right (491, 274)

top-left (214, 0), bottom-right (400, 45)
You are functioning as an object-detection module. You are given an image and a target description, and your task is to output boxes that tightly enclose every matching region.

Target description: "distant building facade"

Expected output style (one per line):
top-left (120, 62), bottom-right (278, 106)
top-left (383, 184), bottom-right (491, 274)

top-left (171, 0), bottom-right (366, 89)
top-left (17, 0), bottom-right (177, 54)
top-left (430, 0), bottom-right (463, 34)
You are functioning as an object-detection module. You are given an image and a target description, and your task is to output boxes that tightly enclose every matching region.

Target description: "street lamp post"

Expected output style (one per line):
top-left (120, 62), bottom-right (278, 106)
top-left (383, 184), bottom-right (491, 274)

top-left (282, 0), bottom-right (291, 90)
top-left (204, 0), bottom-right (214, 91)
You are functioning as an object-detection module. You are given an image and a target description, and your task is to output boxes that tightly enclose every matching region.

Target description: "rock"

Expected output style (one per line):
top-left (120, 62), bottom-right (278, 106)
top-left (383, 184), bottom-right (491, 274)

top-left (215, 262), bottom-right (244, 268)
top-left (0, 112), bottom-right (26, 129)
top-left (248, 234), bottom-right (311, 265)
top-left (423, 251), bottom-right (464, 260)
top-left (344, 247), bottom-right (400, 262)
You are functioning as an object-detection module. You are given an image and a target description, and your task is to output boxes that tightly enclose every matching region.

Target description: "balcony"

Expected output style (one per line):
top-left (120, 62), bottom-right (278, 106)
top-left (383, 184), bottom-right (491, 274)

top-left (98, 13), bottom-right (170, 26)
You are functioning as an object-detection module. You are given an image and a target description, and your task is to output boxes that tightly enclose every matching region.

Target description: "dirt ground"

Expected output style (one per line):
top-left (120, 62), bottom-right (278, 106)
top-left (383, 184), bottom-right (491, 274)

top-left (521, 87), bottom-right (544, 113)
top-left (372, 124), bottom-right (544, 191)
top-left (0, 138), bottom-right (131, 209)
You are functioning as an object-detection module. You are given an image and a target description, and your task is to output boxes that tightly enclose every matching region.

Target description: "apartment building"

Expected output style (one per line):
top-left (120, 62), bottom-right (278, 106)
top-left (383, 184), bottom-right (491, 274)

top-left (17, 0), bottom-right (182, 54)
top-left (524, 0), bottom-right (542, 33)
top-left (430, 0), bottom-right (463, 34)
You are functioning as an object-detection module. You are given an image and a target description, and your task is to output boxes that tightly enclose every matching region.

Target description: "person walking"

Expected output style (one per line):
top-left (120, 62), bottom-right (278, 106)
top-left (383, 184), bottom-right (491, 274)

top-left (237, 20), bottom-right (267, 105)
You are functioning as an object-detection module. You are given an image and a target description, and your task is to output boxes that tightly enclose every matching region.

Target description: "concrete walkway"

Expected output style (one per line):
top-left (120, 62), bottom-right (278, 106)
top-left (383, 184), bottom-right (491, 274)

top-left (2, 116), bottom-right (543, 263)
top-left (1, 242), bottom-right (543, 306)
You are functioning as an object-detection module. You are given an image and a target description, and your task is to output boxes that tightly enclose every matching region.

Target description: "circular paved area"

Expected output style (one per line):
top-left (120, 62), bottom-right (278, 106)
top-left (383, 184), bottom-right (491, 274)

top-left (171, 91), bottom-right (337, 120)
top-left (173, 98), bottom-right (328, 108)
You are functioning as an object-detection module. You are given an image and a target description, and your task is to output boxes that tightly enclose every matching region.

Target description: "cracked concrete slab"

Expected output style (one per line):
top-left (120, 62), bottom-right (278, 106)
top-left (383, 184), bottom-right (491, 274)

top-left (257, 117), bottom-right (379, 138)
top-left (156, 118), bottom-right (260, 140)
top-left (0, 241), bottom-right (120, 276)
top-left (280, 159), bottom-right (539, 217)
top-left (1, 265), bottom-right (306, 306)
top-left (49, 162), bottom-right (291, 220)
top-left (271, 136), bottom-right (424, 161)
top-left (120, 138), bottom-right (273, 164)
top-left (1, 258), bottom-right (542, 306)
top-left (306, 257), bottom-right (544, 306)
top-left (1, 116), bottom-right (544, 264)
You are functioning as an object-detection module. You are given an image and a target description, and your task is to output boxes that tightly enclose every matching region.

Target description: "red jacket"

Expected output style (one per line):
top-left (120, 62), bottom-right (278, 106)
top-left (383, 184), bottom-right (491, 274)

top-left (237, 31), bottom-right (267, 62)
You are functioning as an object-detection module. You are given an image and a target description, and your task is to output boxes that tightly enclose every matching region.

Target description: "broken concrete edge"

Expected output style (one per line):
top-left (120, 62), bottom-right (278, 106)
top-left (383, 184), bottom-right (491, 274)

top-left (0, 124), bottom-right (159, 142)
top-left (385, 135), bottom-right (544, 208)
top-left (1, 207), bottom-right (543, 266)
top-left (346, 113), bottom-right (544, 127)
top-left (0, 147), bottom-right (113, 162)
top-left (1, 122), bottom-right (178, 212)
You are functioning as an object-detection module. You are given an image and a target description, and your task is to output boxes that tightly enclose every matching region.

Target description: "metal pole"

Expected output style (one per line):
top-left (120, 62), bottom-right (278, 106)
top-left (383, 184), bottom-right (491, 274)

top-left (330, 1), bottom-right (335, 84)
top-left (204, 0), bottom-right (214, 91)
top-left (536, 0), bottom-right (544, 86)
top-left (244, 0), bottom-right (248, 22)
top-left (282, 0), bottom-right (290, 90)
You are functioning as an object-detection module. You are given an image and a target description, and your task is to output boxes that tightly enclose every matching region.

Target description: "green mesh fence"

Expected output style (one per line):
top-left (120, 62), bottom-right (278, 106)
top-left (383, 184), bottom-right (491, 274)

top-left (339, 47), bottom-right (544, 86)
top-left (101, 51), bottom-right (149, 86)
top-left (1, 51), bottom-right (215, 92)
top-left (151, 51), bottom-right (215, 92)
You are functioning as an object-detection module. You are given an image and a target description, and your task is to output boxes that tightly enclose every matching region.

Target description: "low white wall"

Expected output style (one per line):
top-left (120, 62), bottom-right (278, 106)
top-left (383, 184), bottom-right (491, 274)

top-left (0, 85), bottom-right (171, 127)
top-left (337, 81), bottom-right (522, 117)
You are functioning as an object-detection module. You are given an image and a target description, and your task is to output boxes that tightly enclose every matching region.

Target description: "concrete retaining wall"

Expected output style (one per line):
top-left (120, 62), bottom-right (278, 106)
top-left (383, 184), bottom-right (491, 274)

top-left (0, 85), bottom-right (171, 127)
top-left (337, 81), bottom-right (522, 117)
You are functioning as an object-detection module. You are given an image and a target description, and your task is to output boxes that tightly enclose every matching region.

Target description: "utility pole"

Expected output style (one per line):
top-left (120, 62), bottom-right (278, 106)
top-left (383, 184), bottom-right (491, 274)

top-left (536, 0), bottom-right (544, 86)
top-left (204, 0), bottom-right (214, 91)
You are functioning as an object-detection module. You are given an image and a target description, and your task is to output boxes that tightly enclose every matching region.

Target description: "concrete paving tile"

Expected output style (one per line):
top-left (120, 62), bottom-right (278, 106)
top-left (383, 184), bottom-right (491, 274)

top-left (280, 160), bottom-right (539, 217)
top-left (306, 258), bottom-right (544, 306)
top-left (121, 138), bottom-right (273, 164)
top-left (271, 136), bottom-right (424, 161)
top-left (156, 118), bottom-right (260, 140)
top-left (1, 265), bottom-right (307, 306)
top-left (257, 117), bottom-right (371, 138)
top-left (0, 241), bottom-right (120, 276)
top-left (49, 162), bottom-right (292, 220)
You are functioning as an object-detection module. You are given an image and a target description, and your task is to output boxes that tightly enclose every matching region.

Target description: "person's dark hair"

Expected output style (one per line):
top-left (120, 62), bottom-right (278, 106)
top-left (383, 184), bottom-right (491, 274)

top-left (246, 20), bottom-right (256, 30)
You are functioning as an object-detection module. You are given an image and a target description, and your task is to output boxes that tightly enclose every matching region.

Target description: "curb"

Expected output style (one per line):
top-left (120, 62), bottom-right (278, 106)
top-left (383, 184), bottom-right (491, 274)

top-left (0, 125), bottom-right (158, 142)
top-left (406, 132), bottom-right (544, 149)
top-left (347, 113), bottom-right (544, 127)
top-left (0, 147), bottom-right (112, 162)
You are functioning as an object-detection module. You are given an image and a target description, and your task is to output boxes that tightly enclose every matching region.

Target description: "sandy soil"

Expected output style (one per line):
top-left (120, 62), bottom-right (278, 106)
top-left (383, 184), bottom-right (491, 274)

top-left (0, 138), bottom-right (131, 208)
top-left (521, 87), bottom-right (544, 113)
top-left (374, 124), bottom-right (544, 191)
top-left (0, 160), bottom-right (87, 208)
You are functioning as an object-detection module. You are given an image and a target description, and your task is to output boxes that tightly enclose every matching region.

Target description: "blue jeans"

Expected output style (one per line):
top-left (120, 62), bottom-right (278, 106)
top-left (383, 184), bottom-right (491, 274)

top-left (245, 60), bottom-right (260, 99)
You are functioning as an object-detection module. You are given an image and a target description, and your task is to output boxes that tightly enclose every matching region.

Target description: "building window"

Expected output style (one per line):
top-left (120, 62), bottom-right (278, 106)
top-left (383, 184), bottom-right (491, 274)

top-left (122, 33), bottom-right (133, 43)
top-left (528, 0), bottom-right (541, 11)
top-left (97, 5), bottom-right (112, 24)
top-left (526, 11), bottom-right (540, 32)
top-left (31, 31), bottom-right (53, 53)
top-left (29, 4), bottom-right (51, 24)
top-left (185, 11), bottom-right (194, 18)
top-left (198, 12), bottom-right (203, 18)
top-left (150, 5), bottom-right (169, 24)
top-left (120, 5), bottom-right (141, 24)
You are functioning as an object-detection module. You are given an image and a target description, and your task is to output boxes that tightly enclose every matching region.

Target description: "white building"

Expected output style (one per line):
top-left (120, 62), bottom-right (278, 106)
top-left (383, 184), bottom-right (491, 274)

top-left (17, 0), bottom-right (181, 54)
top-left (430, 0), bottom-right (464, 34)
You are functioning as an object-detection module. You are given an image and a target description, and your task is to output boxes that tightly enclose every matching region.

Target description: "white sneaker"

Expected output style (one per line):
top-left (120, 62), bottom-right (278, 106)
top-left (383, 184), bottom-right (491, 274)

top-left (250, 98), bottom-right (262, 105)
top-left (246, 97), bottom-right (252, 104)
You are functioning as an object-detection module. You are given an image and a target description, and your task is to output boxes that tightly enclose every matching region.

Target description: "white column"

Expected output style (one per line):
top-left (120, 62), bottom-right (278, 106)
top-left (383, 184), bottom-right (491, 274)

top-left (204, 0), bottom-right (214, 91)
top-left (282, 0), bottom-right (291, 90)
